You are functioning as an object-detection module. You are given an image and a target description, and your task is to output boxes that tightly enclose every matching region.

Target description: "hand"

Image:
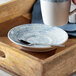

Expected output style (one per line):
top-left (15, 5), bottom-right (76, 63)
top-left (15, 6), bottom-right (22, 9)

top-left (72, 0), bottom-right (76, 4)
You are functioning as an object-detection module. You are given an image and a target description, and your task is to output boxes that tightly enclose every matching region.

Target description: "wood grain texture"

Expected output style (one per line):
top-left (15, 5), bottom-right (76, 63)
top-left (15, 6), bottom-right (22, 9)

top-left (0, 0), bottom-right (35, 23)
top-left (0, 16), bottom-right (31, 37)
top-left (0, 37), bottom-right (76, 76)
top-left (0, 37), bottom-right (76, 60)
top-left (0, 13), bottom-right (76, 76)
top-left (42, 44), bottom-right (76, 76)
top-left (0, 42), bottom-right (43, 76)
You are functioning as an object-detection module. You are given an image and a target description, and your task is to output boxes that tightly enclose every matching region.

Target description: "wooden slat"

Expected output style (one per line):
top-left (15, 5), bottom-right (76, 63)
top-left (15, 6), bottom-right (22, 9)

top-left (0, 37), bottom-right (76, 76)
top-left (0, 42), bottom-right (43, 76)
top-left (0, 0), bottom-right (35, 23)
top-left (0, 16), bottom-right (30, 37)
top-left (0, 37), bottom-right (76, 60)
top-left (43, 44), bottom-right (76, 76)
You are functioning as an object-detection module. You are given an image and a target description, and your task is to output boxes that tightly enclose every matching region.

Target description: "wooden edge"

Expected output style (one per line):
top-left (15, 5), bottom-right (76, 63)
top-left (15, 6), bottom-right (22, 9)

top-left (0, 42), bottom-right (39, 61)
top-left (22, 13), bottom-right (32, 20)
top-left (43, 44), bottom-right (76, 63)
top-left (0, 16), bottom-right (31, 37)
top-left (0, 42), bottom-right (43, 76)
top-left (0, 0), bottom-right (35, 23)
top-left (42, 44), bottom-right (76, 76)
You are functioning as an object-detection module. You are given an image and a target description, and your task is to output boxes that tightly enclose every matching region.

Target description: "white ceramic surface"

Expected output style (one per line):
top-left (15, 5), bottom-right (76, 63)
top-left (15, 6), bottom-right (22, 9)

top-left (8, 24), bottom-right (68, 52)
top-left (0, 70), bottom-right (11, 76)
top-left (0, 0), bottom-right (11, 4)
top-left (69, 1), bottom-right (76, 23)
top-left (40, 0), bottom-right (75, 26)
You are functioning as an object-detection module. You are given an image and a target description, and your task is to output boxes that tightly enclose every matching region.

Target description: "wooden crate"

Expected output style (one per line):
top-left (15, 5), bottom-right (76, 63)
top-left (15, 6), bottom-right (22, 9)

top-left (0, 0), bottom-right (76, 76)
top-left (0, 17), bottom-right (76, 76)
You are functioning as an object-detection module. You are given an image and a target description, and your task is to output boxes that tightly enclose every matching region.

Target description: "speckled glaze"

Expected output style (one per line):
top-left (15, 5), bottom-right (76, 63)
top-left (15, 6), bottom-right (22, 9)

top-left (8, 24), bottom-right (68, 52)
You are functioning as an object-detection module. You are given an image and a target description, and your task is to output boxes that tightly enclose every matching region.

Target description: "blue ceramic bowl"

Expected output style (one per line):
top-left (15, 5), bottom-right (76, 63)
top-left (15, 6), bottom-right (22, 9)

top-left (8, 24), bottom-right (68, 52)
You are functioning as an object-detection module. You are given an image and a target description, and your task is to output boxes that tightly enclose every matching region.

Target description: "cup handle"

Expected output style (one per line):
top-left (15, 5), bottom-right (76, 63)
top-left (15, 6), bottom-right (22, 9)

top-left (69, 9), bottom-right (76, 16)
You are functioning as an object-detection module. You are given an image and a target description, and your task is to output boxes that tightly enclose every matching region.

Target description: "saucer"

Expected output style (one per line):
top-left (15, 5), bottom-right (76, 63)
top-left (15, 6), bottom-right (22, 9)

top-left (8, 24), bottom-right (68, 52)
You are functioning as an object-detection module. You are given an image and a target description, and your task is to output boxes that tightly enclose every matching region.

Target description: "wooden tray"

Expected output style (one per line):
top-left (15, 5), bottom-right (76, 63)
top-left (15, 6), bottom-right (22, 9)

top-left (0, 16), bottom-right (76, 76)
top-left (0, 0), bottom-right (76, 76)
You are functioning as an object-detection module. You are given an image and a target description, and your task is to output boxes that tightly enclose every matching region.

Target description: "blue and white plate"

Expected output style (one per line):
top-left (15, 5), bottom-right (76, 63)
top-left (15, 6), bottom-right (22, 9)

top-left (8, 24), bottom-right (68, 52)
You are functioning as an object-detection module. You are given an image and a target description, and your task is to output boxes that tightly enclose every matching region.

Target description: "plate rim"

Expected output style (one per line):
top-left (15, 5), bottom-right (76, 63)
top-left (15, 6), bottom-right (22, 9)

top-left (8, 23), bottom-right (68, 49)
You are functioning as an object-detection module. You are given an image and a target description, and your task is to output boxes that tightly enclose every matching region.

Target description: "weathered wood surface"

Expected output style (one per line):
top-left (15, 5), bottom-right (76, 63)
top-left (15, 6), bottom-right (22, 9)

top-left (0, 0), bottom-right (35, 23)
top-left (0, 16), bottom-right (76, 76)
top-left (0, 37), bottom-right (76, 76)
top-left (0, 37), bottom-right (76, 60)
top-left (0, 16), bottom-right (30, 37)
top-left (0, 41), bottom-right (43, 76)
top-left (43, 44), bottom-right (76, 76)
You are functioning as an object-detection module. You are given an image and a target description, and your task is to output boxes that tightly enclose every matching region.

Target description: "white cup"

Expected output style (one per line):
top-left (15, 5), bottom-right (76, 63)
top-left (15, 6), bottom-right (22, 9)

top-left (69, 1), bottom-right (76, 23)
top-left (40, 0), bottom-right (76, 26)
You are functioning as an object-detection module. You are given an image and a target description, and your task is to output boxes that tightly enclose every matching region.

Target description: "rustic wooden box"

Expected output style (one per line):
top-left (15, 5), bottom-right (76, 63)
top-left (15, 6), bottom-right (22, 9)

top-left (0, 0), bottom-right (76, 76)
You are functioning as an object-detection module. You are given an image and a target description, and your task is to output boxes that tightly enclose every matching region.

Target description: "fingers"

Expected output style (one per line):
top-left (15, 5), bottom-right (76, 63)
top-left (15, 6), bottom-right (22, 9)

top-left (72, 0), bottom-right (76, 4)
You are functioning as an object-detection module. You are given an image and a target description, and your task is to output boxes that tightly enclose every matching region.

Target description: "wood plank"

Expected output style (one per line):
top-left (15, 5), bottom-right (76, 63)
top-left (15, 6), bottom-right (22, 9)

top-left (0, 0), bottom-right (35, 23)
top-left (0, 16), bottom-right (30, 37)
top-left (0, 37), bottom-right (76, 60)
top-left (0, 42), bottom-right (43, 76)
top-left (0, 37), bottom-right (76, 76)
top-left (42, 43), bottom-right (76, 76)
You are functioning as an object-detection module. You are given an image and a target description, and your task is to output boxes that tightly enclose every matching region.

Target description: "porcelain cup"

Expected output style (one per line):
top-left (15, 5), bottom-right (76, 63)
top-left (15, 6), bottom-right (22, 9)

top-left (40, 0), bottom-right (76, 26)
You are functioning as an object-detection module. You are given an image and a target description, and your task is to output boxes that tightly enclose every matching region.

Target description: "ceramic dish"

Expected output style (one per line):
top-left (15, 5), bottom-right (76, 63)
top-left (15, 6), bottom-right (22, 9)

top-left (8, 24), bottom-right (68, 52)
